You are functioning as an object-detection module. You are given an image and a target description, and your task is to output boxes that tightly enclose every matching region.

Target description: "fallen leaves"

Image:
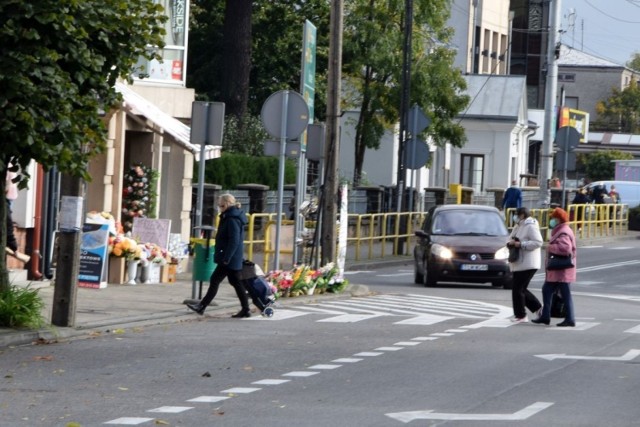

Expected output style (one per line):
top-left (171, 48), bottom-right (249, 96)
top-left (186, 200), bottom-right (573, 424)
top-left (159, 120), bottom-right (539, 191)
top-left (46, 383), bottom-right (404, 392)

top-left (33, 355), bottom-right (54, 362)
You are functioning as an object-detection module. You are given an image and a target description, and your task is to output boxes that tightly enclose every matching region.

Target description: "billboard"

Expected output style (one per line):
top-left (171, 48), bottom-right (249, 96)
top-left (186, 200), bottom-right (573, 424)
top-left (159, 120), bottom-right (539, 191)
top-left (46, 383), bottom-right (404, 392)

top-left (558, 107), bottom-right (590, 143)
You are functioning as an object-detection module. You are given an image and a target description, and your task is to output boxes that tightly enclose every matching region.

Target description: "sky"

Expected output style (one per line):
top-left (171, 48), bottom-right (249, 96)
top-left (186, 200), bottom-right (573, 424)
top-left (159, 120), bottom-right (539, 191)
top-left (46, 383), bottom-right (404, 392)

top-left (560, 0), bottom-right (640, 66)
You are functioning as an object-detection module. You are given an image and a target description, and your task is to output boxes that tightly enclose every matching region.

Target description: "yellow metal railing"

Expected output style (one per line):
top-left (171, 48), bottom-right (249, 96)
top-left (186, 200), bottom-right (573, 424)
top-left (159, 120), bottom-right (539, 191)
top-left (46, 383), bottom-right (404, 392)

top-left (194, 204), bottom-right (627, 273)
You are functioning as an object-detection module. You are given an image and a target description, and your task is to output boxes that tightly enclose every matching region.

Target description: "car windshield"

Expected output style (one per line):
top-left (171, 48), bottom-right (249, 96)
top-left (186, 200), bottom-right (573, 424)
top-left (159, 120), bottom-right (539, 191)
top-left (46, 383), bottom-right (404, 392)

top-left (431, 210), bottom-right (507, 236)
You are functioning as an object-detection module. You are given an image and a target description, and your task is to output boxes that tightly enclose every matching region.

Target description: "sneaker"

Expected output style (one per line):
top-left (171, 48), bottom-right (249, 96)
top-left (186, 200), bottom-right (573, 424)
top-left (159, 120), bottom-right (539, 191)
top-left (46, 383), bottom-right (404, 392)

top-left (511, 316), bottom-right (528, 323)
top-left (186, 303), bottom-right (205, 315)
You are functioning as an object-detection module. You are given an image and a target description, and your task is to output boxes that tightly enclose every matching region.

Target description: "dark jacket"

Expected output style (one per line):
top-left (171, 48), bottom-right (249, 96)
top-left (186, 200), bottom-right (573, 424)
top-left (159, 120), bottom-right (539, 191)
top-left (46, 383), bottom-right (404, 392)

top-left (502, 186), bottom-right (522, 209)
top-left (214, 205), bottom-right (247, 271)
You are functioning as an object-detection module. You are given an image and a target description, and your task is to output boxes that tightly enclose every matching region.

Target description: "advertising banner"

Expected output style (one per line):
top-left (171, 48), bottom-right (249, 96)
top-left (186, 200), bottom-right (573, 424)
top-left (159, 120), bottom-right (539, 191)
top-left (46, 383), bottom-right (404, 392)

top-left (79, 223), bottom-right (110, 289)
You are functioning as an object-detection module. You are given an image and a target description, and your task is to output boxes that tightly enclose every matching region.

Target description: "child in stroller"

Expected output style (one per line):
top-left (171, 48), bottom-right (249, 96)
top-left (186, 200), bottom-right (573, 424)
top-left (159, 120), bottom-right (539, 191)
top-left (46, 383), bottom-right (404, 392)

top-left (239, 260), bottom-right (276, 317)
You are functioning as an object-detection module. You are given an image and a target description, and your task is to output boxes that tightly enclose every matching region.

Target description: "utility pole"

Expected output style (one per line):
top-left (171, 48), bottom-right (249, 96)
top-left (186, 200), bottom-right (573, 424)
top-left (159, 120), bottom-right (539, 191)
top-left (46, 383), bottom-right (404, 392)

top-left (396, 0), bottom-right (413, 214)
top-left (321, 0), bottom-right (343, 266)
top-left (51, 174), bottom-right (84, 327)
top-left (539, 0), bottom-right (562, 208)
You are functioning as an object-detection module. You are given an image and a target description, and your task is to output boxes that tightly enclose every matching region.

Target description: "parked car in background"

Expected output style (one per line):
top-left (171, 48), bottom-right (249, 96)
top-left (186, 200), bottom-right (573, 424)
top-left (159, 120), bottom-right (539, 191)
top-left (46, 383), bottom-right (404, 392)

top-left (583, 181), bottom-right (640, 208)
top-left (413, 205), bottom-right (512, 289)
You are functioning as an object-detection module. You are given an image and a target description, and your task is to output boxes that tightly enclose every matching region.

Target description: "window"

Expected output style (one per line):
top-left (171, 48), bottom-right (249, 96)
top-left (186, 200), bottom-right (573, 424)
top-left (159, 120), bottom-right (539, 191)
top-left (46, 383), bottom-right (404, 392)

top-left (558, 73), bottom-right (575, 82)
top-left (132, 0), bottom-right (188, 85)
top-left (460, 154), bottom-right (484, 193)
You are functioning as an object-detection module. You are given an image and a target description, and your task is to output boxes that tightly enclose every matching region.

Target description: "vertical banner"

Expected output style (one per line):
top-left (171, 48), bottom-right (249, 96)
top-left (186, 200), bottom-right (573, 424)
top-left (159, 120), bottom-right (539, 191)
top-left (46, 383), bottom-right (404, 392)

top-left (78, 223), bottom-right (110, 289)
top-left (337, 184), bottom-right (348, 279)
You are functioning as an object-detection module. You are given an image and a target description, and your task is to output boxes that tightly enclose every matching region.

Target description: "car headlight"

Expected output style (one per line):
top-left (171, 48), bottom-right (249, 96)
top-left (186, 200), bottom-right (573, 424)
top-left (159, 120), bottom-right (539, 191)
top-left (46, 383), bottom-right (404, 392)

top-left (432, 243), bottom-right (453, 259)
top-left (495, 246), bottom-right (509, 260)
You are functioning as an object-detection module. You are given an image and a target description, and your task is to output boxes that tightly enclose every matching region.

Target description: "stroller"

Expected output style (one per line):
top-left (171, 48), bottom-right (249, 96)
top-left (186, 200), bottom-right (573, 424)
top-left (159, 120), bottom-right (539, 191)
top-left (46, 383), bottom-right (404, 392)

top-left (239, 260), bottom-right (276, 317)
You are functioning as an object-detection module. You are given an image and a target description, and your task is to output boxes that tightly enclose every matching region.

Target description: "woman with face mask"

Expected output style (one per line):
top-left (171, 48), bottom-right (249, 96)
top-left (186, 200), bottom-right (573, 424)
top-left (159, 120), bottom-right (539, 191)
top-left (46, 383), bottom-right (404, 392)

top-left (532, 207), bottom-right (577, 327)
top-left (507, 207), bottom-right (543, 323)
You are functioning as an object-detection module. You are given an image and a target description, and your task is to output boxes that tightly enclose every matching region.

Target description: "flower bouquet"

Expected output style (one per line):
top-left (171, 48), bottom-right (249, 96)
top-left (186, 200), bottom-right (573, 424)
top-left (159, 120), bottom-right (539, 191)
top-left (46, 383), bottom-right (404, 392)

top-left (108, 235), bottom-right (142, 261)
top-left (265, 262), bottom-right (349, 298)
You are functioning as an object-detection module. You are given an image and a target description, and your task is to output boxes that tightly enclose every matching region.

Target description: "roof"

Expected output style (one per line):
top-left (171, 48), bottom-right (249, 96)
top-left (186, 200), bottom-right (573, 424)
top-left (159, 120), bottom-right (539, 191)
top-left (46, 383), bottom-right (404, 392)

top-left (115, 82), bottom-right (220, 161)
top-left (459, 75), bottom-right (527, 121)
top-left (558, 44), bottom-right (623, 68)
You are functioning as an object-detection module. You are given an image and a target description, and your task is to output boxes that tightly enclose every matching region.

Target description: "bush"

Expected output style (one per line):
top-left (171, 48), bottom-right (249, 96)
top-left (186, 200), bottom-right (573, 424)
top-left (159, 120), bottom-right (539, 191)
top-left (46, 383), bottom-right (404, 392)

top-left (0, 285), bottom-right (45, 328)
top-left (204, 153), bottom-right (296, 189)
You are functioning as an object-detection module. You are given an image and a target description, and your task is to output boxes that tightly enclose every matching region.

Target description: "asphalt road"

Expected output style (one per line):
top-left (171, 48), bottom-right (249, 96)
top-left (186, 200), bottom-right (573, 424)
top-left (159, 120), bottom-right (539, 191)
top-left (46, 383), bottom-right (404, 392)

top-left (2, 239), bottom-right (640, 426)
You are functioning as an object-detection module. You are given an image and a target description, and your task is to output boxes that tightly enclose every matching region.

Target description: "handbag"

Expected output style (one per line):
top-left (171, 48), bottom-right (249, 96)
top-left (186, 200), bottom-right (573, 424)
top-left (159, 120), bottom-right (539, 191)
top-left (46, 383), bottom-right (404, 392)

top-left (508, 246), bottom-right (520, 262)
top-left (550, 290), bottom-right (567, 318)
top-left (239, 259), bottom-right (258, 280)
top-left (547, 253), bottom-right (574, 270)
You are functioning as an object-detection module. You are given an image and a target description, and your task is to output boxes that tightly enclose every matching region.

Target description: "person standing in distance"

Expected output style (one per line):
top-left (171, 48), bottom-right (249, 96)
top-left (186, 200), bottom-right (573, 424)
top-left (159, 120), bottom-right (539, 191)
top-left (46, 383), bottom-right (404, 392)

top-left (502, 180), bottom-right (522, 226)
top-left (532, 207), bottom-right (577, 327)
top-left (507, 207), bottom-right (543, 323)
top-left (187, 194), bottom-right (251, 318)
top-left (4, 164), bottom-right (30, 263)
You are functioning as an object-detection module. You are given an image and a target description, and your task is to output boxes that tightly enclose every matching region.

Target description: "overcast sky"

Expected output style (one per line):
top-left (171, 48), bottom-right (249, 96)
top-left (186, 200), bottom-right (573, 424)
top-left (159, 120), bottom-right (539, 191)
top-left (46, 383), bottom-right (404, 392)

top-left (560, 0), bottom-right (640, 66)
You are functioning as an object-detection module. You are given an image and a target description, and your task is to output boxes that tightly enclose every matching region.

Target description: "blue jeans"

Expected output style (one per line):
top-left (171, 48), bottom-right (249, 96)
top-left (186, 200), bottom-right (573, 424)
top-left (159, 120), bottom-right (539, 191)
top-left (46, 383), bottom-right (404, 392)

top-left (541, 281), bottom-right (575, 324)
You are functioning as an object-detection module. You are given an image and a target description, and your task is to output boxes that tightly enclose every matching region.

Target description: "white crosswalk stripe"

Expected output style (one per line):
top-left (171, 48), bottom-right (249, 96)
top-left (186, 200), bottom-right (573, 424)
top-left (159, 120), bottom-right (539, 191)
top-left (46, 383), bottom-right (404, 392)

top-left (285, 294), bottom-right (509, 324)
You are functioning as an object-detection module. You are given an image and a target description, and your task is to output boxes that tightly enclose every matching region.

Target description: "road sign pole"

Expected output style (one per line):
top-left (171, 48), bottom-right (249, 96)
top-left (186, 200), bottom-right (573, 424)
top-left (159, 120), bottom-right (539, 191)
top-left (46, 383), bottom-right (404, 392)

top-left (274, 91), bottom-right (290, 271)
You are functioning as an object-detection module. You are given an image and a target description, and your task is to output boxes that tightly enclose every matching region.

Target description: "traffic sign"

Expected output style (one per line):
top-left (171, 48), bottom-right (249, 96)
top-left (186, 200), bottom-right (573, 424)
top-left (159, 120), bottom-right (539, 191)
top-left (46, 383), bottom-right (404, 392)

top-left (555, 126), bottom-right (580, 151)
top-left (260, 90), bottom-right (309, 140)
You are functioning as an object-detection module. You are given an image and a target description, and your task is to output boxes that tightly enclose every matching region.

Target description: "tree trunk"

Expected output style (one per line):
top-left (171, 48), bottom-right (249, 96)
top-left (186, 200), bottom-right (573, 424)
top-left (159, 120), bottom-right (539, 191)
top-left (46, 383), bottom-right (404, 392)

top-left (221, 0), bottom-right (252, 119)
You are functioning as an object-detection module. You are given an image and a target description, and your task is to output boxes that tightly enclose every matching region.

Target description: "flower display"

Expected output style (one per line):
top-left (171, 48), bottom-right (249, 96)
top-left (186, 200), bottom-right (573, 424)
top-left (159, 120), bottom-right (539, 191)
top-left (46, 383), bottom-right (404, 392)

top-left (142, 242), bottom-right (172, 264)
top-left (265, 262), bottom-right (348, 297)
top-left (108, 235), bottom-right (142, 261)
top-left (121, 163), bottom-right (158, 233)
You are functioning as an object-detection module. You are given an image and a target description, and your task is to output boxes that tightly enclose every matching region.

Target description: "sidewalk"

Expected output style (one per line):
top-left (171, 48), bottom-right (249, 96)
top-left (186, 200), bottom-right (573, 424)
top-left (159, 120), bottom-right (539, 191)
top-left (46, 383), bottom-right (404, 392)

top-left (1, 231), bottom-right (637, 348)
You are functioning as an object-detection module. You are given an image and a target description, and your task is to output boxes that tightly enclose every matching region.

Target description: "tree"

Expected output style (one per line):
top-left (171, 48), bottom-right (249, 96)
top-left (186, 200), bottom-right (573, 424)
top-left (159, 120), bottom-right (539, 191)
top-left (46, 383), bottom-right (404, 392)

top-left (342, 0), bottom-right (469, 186)
top-left (582, 150), bottom-right (634, 182)
top-left (626, 52), bottom-right (640, 72)
top-left (0, 0), bottom-right (166, 291)
top-left (594, 79), bottom-right (640, 133)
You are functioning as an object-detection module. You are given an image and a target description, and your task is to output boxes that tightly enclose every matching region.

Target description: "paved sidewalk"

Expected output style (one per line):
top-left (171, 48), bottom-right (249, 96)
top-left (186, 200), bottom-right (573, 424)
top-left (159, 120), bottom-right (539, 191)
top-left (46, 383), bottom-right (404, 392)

top-left (1, 231), bottom-right (637, 348)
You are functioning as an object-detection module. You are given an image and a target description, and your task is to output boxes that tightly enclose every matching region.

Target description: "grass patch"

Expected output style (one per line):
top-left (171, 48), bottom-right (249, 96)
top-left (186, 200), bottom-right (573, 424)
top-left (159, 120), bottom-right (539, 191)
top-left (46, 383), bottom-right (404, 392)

top-left (0, 285), bottom-right (45, 328)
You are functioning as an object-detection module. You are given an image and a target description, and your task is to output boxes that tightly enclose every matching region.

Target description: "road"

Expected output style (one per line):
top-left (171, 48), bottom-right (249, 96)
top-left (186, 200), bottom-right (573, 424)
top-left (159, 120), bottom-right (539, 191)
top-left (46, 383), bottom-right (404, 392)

top-left (2, 240), bottom-right (640, 426)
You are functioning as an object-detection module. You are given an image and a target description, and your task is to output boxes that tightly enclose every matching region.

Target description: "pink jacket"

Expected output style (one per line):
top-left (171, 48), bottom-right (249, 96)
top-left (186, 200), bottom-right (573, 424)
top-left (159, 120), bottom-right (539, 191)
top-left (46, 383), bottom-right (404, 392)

top-left (545, 223), bottom-right (577, 283)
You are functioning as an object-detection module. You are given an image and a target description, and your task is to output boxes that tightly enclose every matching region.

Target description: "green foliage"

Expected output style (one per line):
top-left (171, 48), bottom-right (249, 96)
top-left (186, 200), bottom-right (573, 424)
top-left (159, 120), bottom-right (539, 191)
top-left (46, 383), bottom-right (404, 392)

top-left (626, 52), bottom-right (640, 72)
top-left (223, 114), bottom-right (270, 156)
top-left (342, 0), bottom-right (469, 184)
top-left (0, 0), bottom-right (166, 292)
top-left (0, 286), bottom-right (45, 329)
top-left (205, 153), bottom-right (296, 189)
top-left (582, 150), bottom-right (634, 181)
top-left (594, 79), bottom-right (640, 133)
top-left (188, 0), bottom-right (330, 119)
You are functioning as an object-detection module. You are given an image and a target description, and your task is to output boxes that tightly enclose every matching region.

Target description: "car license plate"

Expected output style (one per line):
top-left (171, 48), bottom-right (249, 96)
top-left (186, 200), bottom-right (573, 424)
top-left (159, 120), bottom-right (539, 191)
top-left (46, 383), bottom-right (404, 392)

top-left (460, 264), bottom-right (488, 271)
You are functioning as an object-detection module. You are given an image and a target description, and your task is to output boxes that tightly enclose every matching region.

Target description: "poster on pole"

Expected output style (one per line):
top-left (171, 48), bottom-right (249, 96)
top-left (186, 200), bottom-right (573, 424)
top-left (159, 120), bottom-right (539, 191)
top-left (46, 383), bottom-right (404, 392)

top-left (78, 223), bottom-right (110, 289)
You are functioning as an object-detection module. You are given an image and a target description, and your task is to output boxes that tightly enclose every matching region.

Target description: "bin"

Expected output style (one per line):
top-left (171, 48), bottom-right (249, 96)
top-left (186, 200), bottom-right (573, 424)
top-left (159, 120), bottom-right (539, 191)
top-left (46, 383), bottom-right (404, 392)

top-left (192, 238), bottom-right (216, 281)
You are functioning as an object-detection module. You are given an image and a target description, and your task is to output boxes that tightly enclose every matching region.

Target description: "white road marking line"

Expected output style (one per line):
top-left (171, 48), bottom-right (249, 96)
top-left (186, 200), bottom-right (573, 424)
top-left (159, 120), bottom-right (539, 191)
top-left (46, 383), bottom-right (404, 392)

top-left (548, 322), bottom-right (598, 331)
top-left (386, 402), bottom-right (554, 422)
top-left (308, 364), bottom-right (342, 370)
top-left (282, 371), bottom-right (320, 377)
top-left (104, 418), bottom-right (155, 425)
top-left (624, 325), bottom-right (640, 333)
top-left (431, 332), bottom-right (454, 337)
top-left (258, 309), bottom-right (309, 320)
top-left (394, 341), bottom-right (421, 346)
top-left (536, 349), bottom-right (640, 362)
top-left (411, 336), bottom-right (439, 341)
top-left (332, 358), bottom-right (363, 363)
top-left (147, 406), bottom-right (193, 413)
top-left (317, 314), bottom-right (385, 323)
top-left (446, 329), bottom-right (467, 333)
top-left (354, 351), bottom-right (384, 356)
top-left (252, 379), bottom-right (291, 385)
top-left (375, 346), bottom-right (403, 351)
top-left (221, 387), bottom-right (261, 394)
top-left (394, 314), bottom-right (454, 325)
top-left (187, 396), bottom-right (230, 403)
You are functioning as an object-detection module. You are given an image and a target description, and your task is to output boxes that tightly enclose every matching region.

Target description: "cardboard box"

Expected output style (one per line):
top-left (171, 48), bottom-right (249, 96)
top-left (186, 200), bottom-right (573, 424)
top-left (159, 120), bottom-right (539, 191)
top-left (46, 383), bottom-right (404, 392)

top-left (108, 257), bottom-right (126, 284)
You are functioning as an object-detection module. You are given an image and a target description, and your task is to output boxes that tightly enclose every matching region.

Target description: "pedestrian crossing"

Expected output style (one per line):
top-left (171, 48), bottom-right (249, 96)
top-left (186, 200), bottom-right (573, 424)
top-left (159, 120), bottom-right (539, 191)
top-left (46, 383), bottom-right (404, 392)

top-left (250, 294), bottom-right (513, 325)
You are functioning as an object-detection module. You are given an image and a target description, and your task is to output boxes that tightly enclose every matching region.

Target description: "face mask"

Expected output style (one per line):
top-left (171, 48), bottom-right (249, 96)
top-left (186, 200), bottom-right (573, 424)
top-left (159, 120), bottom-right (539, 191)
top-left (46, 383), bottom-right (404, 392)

top-left (512, 214), bottom-right (519, 224)
top-left (549, 218), bottom-right (558, 228)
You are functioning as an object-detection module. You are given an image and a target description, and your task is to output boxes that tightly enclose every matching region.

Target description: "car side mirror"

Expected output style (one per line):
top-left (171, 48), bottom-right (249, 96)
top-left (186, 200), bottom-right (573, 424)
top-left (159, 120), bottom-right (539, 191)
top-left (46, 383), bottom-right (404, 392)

top-left (415, 230), bottom-right (428, 238)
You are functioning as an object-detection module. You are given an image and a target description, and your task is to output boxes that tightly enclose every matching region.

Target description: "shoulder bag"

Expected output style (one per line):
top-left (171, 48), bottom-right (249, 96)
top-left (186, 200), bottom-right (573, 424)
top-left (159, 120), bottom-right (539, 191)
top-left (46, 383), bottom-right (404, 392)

top-left (547, 253), bottom-right (574, 270)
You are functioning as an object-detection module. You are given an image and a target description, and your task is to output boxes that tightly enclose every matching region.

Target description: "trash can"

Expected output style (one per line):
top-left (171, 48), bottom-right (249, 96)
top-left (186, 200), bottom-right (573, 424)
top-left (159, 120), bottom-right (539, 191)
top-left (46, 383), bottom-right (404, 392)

top-left (192, 238), bottom-right (216, 281)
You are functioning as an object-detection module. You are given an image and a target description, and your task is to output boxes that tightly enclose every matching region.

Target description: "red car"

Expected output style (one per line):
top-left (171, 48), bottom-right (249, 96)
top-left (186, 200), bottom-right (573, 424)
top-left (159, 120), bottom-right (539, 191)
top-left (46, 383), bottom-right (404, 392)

top-left (414, 204), bottom-right (512, 289)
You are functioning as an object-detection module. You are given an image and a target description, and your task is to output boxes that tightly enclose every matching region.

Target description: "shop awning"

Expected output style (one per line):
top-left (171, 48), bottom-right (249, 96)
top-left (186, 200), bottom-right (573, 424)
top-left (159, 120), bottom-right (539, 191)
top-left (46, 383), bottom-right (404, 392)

top-left (115, 82), bottom-right (221, 161)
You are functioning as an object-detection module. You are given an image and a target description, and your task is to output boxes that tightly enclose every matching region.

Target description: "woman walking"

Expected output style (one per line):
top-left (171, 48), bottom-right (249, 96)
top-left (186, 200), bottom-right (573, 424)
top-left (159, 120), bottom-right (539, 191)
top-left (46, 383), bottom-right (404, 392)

top-left (507, 207), bottom-right (543, 323)
top-left (187, 194), bottom-right (251, 318)
top-left (532, 207), bottom-right (577, 327)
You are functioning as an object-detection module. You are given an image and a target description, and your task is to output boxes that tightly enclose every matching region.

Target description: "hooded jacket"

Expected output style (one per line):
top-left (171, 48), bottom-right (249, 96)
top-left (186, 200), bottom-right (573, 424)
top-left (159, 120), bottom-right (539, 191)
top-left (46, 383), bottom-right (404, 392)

top-left (214, 205), bottom-right (248, 271)
top-left (545, 222), bottom-right (577, 283)
top-left (509, 216), bottom-right (543, 272)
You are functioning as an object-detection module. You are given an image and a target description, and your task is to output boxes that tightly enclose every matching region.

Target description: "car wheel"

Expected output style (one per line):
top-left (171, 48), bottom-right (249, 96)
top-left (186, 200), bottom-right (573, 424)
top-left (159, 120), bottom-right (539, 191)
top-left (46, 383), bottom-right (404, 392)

top-left (423, 260), bottom-right (437, 287)
top-left (414, 258), bottom-right (424, 284)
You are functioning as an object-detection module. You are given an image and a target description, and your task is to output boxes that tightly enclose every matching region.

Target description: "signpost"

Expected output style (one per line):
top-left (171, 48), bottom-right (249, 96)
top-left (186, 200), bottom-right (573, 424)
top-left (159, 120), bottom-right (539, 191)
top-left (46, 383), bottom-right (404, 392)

top-left (554, 125), bottom-right (580, 208)
top-left (261, 90), bottom-right (309, 270)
